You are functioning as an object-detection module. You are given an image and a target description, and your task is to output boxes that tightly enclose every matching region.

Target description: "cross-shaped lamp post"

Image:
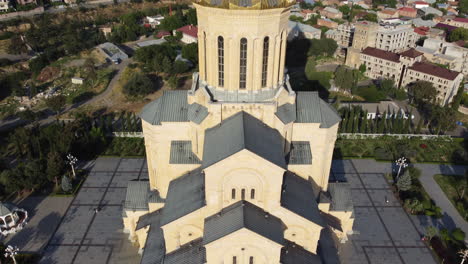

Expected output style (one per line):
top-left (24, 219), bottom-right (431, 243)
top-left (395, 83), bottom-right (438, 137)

top-left (395, 157), bottom-right (408, 181)
top-left (67, 154), bottom-right (78, 179)
top-left (459, 249), bottom-right (468, 264)
top-left (5, 245), bottom-right (19, 264)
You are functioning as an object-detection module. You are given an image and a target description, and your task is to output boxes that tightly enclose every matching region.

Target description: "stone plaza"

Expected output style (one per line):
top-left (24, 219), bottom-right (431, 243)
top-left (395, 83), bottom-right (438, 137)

top-left (32, 157), bottom-right (438, 264)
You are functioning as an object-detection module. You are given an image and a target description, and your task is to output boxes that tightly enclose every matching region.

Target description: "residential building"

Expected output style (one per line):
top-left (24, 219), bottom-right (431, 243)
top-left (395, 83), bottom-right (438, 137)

top-left (288, 21), bottom-right (322, 40)
top-left (402, 62), bottom-right (463, 105)
top-left (98, 26), bottom-right (112, 38)
top-left (360, 47), bottom-right (407, 86)
top-left (300, 9), bottom-right (315, 20)
top-left (413, 1), bottom-right (429, 8)
top-left (16, 0), bottom-right (36, 5)
top-left (377, 9), bottom-right (398, 20)
top-left (412, 17), bottom-right (437, 28)
top-left (325, 23), bottom-right (354, 47)
top-left (418, 6), bottom-right (443, 17)
top-left (320, 6), bottom-right (343, 19)
top-left (317, 18), bottom-right (338, 29)
top-left (145, 15), bottom-right (164, 28)
top-left (175, 24), bottom-right (198, 44)
top-left (445, 17), bottom-right (468, 29)
top-left (413, 26), bottom-right (445, 40)
top-left (97, 42), bottom-right (128, 64)
top-left (122, 0), bottom-right (356, 263)
top-left (398, 7), bottom-right (418, 18)
top-left (0, 0), bottom-right (10, 12)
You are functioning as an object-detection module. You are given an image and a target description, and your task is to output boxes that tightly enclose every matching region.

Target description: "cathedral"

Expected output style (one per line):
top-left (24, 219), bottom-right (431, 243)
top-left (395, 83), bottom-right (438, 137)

top-left (122, 0), bottom-right (355, 262)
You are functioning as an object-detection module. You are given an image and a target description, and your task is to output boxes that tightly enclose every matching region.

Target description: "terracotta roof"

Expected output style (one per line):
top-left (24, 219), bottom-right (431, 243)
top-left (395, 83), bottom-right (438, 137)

top-left (398, 7), bottom-right (416, 12)
top-left (414, 28), bottom-right (427, 35)
top-left (399, 48), bottom-right (423, 58)
top-left (156, 31), bottom-right (170, 38)
top-left (454, 17), bottom-right (468, 23)
top-left (176, 25), bottom-right (198, 39)
top-left (409, 62), bottom-right (461, 81)
top-left (413, 1), bottom-right (428, 4)
top-left (301, 9), bottom-right (314, 13)
top-left (381, 9), bottom-right (397, 15)
top-left (362, 47), bottom-right (400, 63)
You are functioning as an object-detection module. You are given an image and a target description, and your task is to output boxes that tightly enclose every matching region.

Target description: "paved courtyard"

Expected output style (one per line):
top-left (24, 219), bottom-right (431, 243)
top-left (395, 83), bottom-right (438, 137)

top-left (333, 159), bottom-right (437, 264)
top-left (40, 157), bottom-right (146, 264)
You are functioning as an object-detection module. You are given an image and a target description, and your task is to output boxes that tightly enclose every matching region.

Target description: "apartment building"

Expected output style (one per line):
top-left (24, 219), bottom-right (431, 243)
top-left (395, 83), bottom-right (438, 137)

top-left (325, 23), bottom-right (355, 47)
top-left (317, 18), bottom-right (339, 29)
top-left (375, 23), bottom-right (417, 53)
top-left (402, 62), bottom-right (463, 105)
top-left (444, 17), bottom-right (468, 29)
top-left (320, 7), bottom-right (343, 19)
top-left (359, 46), bottom-right (463, 106)
top-left (398, 7), bottom-right (417, 18)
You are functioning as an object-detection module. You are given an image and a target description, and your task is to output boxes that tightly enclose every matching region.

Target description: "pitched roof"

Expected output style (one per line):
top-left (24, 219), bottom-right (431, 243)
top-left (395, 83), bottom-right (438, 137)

top-left (202, 111), bottom-right (287, 169)
top-left (275, 103), bottom-right (296, 124)
top-left (187, 103), bottom-right (209, 124)
top-left (124, 181), bottom-right (151, 211)
top-left (136, 209), bottom-right (162, 230)
top-left (288, 141), bottom-right (312, 165)
top-left (281, 241), bottom-right (323, 264)
top-left (408, 62), bottom-right (461, 80)
top-left (453, 17), bottom-right (468, 23)
top-left (160, 169), bottom-right (206, 225)
top-left (281, 172), bottom-right (324, 225)
top-left (139, 91), bottom-right (189, 125)
top-left (163, 238), bottom-right (206, 264)
top-left (295, 92), bottom-right (341, 128)
top-left (203, 201), bottom-right (285, 246)
top-left (328, 182), bottom-right (353, 211)
top-left (176, 25), bottom-right (198, 39)
top-left (0, 203), bottom-right (16, 216)
top-left (362, 47), bottom-right (400, 63)
top-left (140, 220), bottom-right (165, 264)
top-left (414, 1), bottom-right (428, 4)
top-left (399, 48), bottom-right (423, 58)
top-left (398, 7), bottom-right (416, 12)
top-left (169, 141), bottom-right (201, 164)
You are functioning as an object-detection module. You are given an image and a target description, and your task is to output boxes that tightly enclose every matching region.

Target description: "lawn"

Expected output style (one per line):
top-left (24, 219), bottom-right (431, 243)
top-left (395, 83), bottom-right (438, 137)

top-left (434, 174), bottom-right (468, 221)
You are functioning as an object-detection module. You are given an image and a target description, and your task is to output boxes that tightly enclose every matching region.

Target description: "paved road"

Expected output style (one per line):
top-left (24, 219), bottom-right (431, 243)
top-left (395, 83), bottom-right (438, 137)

top-left (414, 163), bottom-right (468, 236)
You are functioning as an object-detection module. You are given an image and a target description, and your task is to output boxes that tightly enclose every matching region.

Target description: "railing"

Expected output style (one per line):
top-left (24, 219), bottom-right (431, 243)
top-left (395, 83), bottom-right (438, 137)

top-left (339, 133), bottom-right (452, 141)
top-left (111, 132), bottom-right (143, 138)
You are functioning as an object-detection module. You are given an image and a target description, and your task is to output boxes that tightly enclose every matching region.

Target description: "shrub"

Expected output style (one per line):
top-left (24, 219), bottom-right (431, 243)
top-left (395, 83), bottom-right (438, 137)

top-left (374, 147), bottom-right (392, 160)
top-left (123, 72), bottom-right (155, 97)
top-left (451, 228), bottom-right (465, 242)
top-left (408, 167), bottom-right (421, 179)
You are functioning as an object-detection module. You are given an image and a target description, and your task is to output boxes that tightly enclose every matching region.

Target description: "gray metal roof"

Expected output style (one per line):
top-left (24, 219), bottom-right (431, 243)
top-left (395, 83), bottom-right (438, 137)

top-left (204, 85), bottom-right (281, 102)
top-left (136, 209), bottom-right (162, 230)
top-left (202, 111), bottom-right (287, 169)
top-left (139, 91), bottom-right (189, 125)
top-left (281, 241), bottom-right (323, 264)
top-left (275, 103), bottom-right (296, 124)
top-left (288, 141), bottom-right (312, 165)
top-left (281, 172), bottom-right (324, 226)
top-left (160, 169), bottom-right (206, 225)
top-left (140, 221), bottom-right (165, 264)
top-left (328, 182), bottom-right (353, 212)
top-left (163, 238), bottom-right (206, 264)
top-left (170, 141), bottom-right (202, 164)
top-left (0, 203), bottom-right (16, 216)
top-left (203, 201), bottom-right (285, 246)
top-left (296, 92), bottom-right (341, 128)
top-left (188, 103), bottom-right (209, 124)
top-left (124, 181), bottom-right (150, 211)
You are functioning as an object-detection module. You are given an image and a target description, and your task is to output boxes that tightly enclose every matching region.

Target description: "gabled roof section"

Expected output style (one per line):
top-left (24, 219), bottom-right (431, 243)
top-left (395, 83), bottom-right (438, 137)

top-left (281, 240), bottom-right (323, 264)
top-left (0, 203), bottom-right (16, 216)
top-left (202, 111), bottom-right (287, 169)
top-left (281, 172), bottom-right (324, 226)
top-left (140, 220), bottom-right (165, 264)
top-left (163, 238), bottom-right (206, 264)
top-left (124, 181), bottom-right (150, 211)
top-left (203, 201), bottom-right (285, 246)
top-left (188, 103), bottom-right (209, 124)
top-left (275, 103), bottom-right (296, 124)
top-left (136, 209), bottom-right (162, 230)
top-left (169, 141), bottom-right (202, 164)
top-left (296, 92), bottom-right (341, 128)
top-left (288, 141), bottom-right (312, 165)
top-left (362, 47), bottom-right (400, 63)
top-left (139, 91), bottom-right (189, 125)
top-left (328, 182), bottom-right (353, 212)
top-left (160, 169), bottom-right (206, 225)
top-left (408, 62), bottom-right (461, 81)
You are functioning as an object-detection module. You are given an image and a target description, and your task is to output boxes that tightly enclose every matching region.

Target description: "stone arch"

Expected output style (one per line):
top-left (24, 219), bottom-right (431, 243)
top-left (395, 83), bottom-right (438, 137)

top-left (222, 168), bottom-right (266, 205)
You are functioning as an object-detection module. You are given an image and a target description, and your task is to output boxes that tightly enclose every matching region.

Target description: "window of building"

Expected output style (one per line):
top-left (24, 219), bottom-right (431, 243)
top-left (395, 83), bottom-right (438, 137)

top-left (250, 189), bottom-right (255, 199)
top-left (241, 189), bottom-right (246, 200)
top-left (261, 36), bottom-right (269, 87)
top-left (218, 36), bottom-right (224, 87)
top-left (233, 256), bottom-right (237, 264)
top-left (239, 38), bottom-right (248, 89)
top-left (250, 256), bottom-right (254, 264)
top-left (232, 189), bottom-right (236, 199)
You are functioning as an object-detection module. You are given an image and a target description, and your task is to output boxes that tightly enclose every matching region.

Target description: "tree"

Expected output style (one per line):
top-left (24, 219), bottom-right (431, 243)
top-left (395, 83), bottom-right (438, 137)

top-left (430, 106), bottom-right (456, 134)
top-left (181, 43), bottom-right (198, 64)
top-left (408, 81), bottom-right (437, 106)
top-left (363, 13), bottom-right (378, 22)
top-left (359, 63), bottom-right (366, 74)
top-left (396, 171), bottom-right (412, 191)
top-left (451, 228), bottom-right (466, 243)
top-left (46, 95), bottom-right (66, 115)
top-left (123, 72), bottom-right (154, 97)
top-left (451, 82), bottom-right (465, 110)
top-left (425, 226), bottom-right (438, 241)
top-left (449, 28), bottom-right (468, 42)
top-left (460, 0), bottom-right (468, 14)
top-left (47, 151), bottom-right (65, 189)
top-left (61, 175), bottom-right (73, 193)
top-left (159, 15), bottom-right (184, 31)
top-left (172, 60), bottom-right (189, 75)
top-left (405, 198), bottom-right (424, 214)
top-left (185, 8), bottom-right (197, 25)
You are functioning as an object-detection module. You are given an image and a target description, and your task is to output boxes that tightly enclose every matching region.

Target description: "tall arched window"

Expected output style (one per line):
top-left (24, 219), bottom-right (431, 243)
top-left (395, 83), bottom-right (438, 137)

top-left (239, 38), bottom-right (248, 89)
top-left (241, 189), bottom-right (246, 200)
top-left (261, 37), bottom-right (269, 87)
top-left (218, 36), bottom-right (224, 87)
top-left (250, 189), bottom-right (255, 199)
top-left (277, 33), bottom-right (284, 83)
top-left (250, 256), bottom-right (254, 264)
top-left (231, 188), bottom-right (236, 199)
top-left (233, 256), bottom-right (237, 264)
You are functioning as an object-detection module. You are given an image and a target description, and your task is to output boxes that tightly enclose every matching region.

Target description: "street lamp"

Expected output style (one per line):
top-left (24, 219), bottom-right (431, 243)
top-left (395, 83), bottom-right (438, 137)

top-left (459, 249), bottom-right (468, 264)
top-left (395, 157), bottom-right (408, 181)
top-left (4, 245), bottom-right (19, 264)
top-left (67, 154), bottom-right (78, 179)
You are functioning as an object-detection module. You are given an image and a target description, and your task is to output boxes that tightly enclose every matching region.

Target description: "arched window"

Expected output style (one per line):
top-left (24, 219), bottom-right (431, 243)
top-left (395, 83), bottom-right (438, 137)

top-left (241, 189), bottom-right (246, 200)
top-left (232, 188), bottom-right (236, 199)
top-left (261, 37), bottom-right (269, 87)
top-left (250, 256), bottom-right (254, 264)
top-left (239, 38), bottom-right (248, 89)
top-left (250, 189), bottom-right (255, 199)
top-left (218, 36), bottom-right (224, 87)
top-left (233, 256), bottom-right (237, 264)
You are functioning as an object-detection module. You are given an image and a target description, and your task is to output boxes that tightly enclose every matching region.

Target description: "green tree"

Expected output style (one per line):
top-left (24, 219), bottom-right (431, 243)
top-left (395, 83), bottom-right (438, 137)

top-left (397, 171), bottom-right (412, 192)
top-left (405, 199), bottom-right (424, 214)
top-left (168, 75), bottom-right (178, 89)
top-left (160, 15), bottom-right (184, 31)
top-left (363, 13), bottom-right (378, 22)
top-left (123, 73), bottom-right (154, 97)
top-left (449, 27), bottom-right (468, 42)
top-left (46, 95), bottom-right (66, 115)
top-left (451, 228), bottom-right (465, 242)
top-left (173, 60), bottom-right (189, 75)
top-left (359, 63), bottom-right (366, 74)
top-left (460, 0), bottom-right (468, 14)
top-left (185, 8), bottom-right (198, 25)
top-left (451, 82), bottom-right (465, 110)
top-left (47, 151), bottom-right (64, 189)
top-left (181, 43), bottom-right (198, 64)
top-left (425, 226), bottom-right (438, 241)
top-left (408, 81), bottom-right (437, 106)
top-left (430, 106), bottom-right (456, 134)
top-left (61, 175), bottom-right (73, 193)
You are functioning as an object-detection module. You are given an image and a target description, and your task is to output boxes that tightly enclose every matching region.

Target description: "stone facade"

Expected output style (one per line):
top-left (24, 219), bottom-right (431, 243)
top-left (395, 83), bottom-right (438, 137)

top-left (122, 2), bottom-right (355, 263)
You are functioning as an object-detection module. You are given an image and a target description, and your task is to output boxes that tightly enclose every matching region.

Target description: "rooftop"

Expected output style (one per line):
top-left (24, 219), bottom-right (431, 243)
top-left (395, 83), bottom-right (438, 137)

top-left (453, 17), bottom-right (468, 23)
top-left (399, 48), bottom-right (423, 58)
top-left (176, 25), bottom-right (198, 39)
top-left (362, 47), bottom-right (400, 63)
top-left (409, 62), bottom-right (461, 80)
